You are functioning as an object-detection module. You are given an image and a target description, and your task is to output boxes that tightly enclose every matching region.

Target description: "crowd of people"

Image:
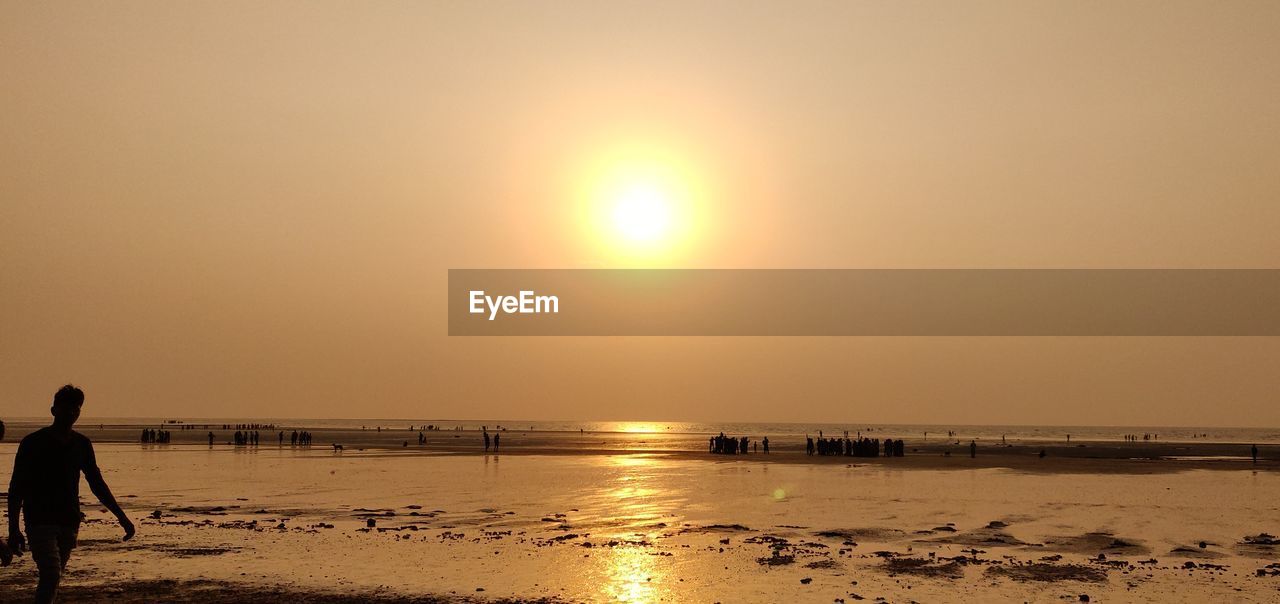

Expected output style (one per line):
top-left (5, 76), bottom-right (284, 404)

top-left (139, 428), bottom-right (171, 443)
top-left (708, 433), bottom-right (769, 454)
top-left (806, 433), bottom-right (905, 457)
top-left (221, 422), bottom-right (277, 430)
top-left (701, 431), bottom-right (908, 457)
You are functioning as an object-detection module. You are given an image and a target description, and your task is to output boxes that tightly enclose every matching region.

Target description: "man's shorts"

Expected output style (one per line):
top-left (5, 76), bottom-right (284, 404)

top-left (25, 523), bottom-right (79, 570)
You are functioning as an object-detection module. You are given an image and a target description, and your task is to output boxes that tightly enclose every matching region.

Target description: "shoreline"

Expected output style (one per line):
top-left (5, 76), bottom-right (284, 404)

top-left (0, 437), bottom-right (1271, 475)
top-left (0, 418), bottom-right (1273, 474)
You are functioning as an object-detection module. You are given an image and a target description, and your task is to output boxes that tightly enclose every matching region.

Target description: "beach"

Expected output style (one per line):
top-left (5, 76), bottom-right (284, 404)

top-left (1, 423), bottom-right (1277, 602)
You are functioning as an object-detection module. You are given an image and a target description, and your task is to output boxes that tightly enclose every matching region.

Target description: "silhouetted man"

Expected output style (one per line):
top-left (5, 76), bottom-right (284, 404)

top-left (1253, 444), bottom-right (1259, 464)
top-left (0, 418), bottom-right (10, 567)
top-left (8, 385), bottom-right (135, 603)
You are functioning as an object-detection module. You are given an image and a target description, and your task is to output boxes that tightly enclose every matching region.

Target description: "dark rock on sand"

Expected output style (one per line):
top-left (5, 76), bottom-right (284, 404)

top-left (804, 559), bottom-right (841, 570)
top-left (1041, 532), bottom-right (1150, 555)
top-left (985, 563), bottom-right (1107, 583)
top-left (757, 551), bottom-right (796, 566)
top-left (1243, 533), bottom-right (1278, 546)
top-left (815, 528), bottom-right (907, 541)
top-left (881, 557), bottom-right (964, 579)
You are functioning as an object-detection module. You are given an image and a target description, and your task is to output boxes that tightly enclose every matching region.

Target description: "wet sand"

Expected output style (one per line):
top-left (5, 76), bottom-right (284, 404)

top-left (0, 435), bottom-right (1278, 603)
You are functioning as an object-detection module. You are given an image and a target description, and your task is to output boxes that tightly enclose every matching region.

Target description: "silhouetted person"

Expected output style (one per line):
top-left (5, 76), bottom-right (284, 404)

top-left (493, 433), bottom-right (500, 451)
top-left (1253, 443), bottom-right (1259, 464)
top-left (0, 419), bottom-right (9, 567)
top-left (207, 431), bottom-right (214, 446)
top-left (8, 385), bottom-right (135, 603)
top-left (969, 440), bottom-right (977, 458)
top-left (762, 436), bottom-right (769, 454)
top-left (484, 430), bottom-right (491, 451)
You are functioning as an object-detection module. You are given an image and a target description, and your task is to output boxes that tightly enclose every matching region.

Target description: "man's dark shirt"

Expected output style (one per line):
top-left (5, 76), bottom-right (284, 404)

top-left (9, 427), bottom-right (97, 526)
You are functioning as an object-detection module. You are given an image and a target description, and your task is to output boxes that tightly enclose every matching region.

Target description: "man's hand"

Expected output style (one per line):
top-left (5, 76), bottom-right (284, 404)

top-left (7, 530), bottom-right (25, 557)
top-left (120, 516), bottom-right (135, 542)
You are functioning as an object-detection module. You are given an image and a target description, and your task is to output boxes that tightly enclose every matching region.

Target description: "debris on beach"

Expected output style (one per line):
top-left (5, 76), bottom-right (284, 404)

top-left (984, 562), bottom-right (1107, 583)
top-left (1242, 533), bottom-right (1278, 546)
top-left (757, 551), bottom-right (796, 566)
top-left (1041, 531), bottom-right (1150, 555)
top-left (881, 557), bottom-right (964, 579)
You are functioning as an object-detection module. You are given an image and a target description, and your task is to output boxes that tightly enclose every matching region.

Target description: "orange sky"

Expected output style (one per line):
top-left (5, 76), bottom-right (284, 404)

top-left (2, 1), bottom-right (1279, 426)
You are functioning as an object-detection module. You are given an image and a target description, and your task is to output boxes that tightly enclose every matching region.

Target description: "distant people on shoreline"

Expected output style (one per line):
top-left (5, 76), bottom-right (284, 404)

top-left (286, 430), bottom-right (312, 446)
top-left (708, 432), bottom-right (906, 458)
top-left (804, 433), bottom-right (904, 458)
top-left (140, 428), bottom-right (171, 443)
top-left (221, 423), bottom-right (276, 430)
top-left (708, 433), bottom-right (749, 454)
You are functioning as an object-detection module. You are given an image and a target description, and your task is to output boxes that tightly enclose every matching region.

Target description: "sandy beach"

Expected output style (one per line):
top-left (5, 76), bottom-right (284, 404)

top-left (1, 425), bottom-right (1277, 603)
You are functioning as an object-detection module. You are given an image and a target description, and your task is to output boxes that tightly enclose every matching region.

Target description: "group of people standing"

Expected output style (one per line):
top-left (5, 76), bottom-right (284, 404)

top-left (806, 433), bottom-right (905, 457)
top-left (708, 433), bottom-right (769, 454)
top-left (220, 422), bottom-right (276, 430)
top-left (139, 428), bottom-right (171, 443)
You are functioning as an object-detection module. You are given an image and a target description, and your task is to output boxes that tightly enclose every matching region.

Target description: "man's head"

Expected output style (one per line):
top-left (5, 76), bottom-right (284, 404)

top-left (51, 384), bottom-right (84, 428)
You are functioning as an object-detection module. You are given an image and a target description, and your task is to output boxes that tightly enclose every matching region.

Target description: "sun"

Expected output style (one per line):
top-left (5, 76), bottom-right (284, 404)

top-left (611, 182), bottom-right (673, 243)
top-left (576, 147), bottom-right (704, 265)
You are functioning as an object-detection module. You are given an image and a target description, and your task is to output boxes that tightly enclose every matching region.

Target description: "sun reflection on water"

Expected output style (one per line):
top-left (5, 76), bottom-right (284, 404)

top-left (603, 546), bottom-right (665, 603)
top-left (597, 454), bottom-right (674, 603)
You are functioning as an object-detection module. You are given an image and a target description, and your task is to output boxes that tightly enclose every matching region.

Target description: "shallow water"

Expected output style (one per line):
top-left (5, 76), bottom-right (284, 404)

top-left (2, 444), bottom-right (1278, 602)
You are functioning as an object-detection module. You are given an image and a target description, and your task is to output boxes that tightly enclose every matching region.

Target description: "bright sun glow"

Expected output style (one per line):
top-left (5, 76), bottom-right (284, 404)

top-left (611, 184), bottom-right (673, 243)
top-left (574, 143), bottom-right (708, 266)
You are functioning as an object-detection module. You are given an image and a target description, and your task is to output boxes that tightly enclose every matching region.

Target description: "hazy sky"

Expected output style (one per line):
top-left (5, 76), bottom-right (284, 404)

top-left (2, 1), bottom-right (1279, 426)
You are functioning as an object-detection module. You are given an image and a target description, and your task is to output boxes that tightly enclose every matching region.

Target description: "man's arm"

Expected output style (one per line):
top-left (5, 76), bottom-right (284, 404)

top-left (83, 444), bottom-right (135, 541)
top-left (8, 440), bottom-right (28, 554)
